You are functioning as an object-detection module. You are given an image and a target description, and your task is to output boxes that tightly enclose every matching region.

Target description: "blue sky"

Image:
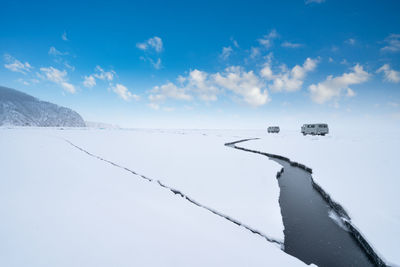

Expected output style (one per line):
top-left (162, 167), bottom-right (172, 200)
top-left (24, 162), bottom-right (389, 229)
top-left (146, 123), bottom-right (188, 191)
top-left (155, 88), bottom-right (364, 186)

top-left (1, 0), bottom-right (400, 128)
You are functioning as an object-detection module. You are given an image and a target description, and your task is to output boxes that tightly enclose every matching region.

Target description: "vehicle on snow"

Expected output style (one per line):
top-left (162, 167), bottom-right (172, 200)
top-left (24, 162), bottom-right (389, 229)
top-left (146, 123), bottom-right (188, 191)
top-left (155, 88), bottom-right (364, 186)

top-left (268, 126), bottom-right (280, 133)
top-left (301, 123), bottom-right (329, 136)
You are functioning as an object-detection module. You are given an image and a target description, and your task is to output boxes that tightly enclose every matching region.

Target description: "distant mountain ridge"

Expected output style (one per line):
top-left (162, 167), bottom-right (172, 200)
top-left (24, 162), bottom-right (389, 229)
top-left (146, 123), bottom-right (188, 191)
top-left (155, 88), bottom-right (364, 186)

top-left (0, 86), bottom-right (86, 127)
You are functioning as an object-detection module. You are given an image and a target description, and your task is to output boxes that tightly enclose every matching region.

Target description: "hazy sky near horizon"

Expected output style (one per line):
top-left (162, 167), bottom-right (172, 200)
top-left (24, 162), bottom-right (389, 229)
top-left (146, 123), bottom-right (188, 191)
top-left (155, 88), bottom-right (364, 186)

top-left (1, 0), bottom-right (399, 128)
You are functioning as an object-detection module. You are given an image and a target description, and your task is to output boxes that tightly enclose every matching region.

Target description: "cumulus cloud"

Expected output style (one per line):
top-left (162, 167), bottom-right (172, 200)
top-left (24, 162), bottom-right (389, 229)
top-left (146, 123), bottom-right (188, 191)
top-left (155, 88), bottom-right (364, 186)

top-left (148, 57), bottom-right (320, 108)
top-left (40, 66), bottom-right (76, 93)
top-left (261, 57), bottom-right (318, 92)
top-left (61, 82), bottom-right (76, 93)
top-left (4, 54), bottom-right (33, 74)
top-left (82, 66), bottom-right (118, 90)
top-left (93, 65), bottom-right (115, 81)
top-left (149, 66), bottom-right (269, 107)
top-left (258, 29), bottom-right (278, 49)
top-left (82, 66), bottom-right (136, 100)
top-left (281, 41), bottom-right (303, 48)
top-left (136, 36), bottom-right (163, 53)
top-left (381, 34), bottom-right (400, 52)
top-left (213, 66), bottom-right (269, 106)
top-left (220, 46), bottom-right (233, 60)
top-left (149, 82), bottom-right (192, 103)
top-left (377, 64), bottom-right (400, 83)
top-left (309, 64), bottom-right (370, 104)
top-left (111, 83), bottom-right (139, 101)
top-left (187, 69), bottom-right (219, 101)
top-left (148, 69), bottom-right (220, 106)
top-left (83, 75), bottom-right (96, 88)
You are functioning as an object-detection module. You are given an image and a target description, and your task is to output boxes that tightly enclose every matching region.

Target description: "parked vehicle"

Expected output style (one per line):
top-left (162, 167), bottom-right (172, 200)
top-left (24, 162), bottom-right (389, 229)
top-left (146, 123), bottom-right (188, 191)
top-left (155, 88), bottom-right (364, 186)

top-left (301, 123), bottom-right (329, 136)
top-left (268, 126), bottom-right (280, 133)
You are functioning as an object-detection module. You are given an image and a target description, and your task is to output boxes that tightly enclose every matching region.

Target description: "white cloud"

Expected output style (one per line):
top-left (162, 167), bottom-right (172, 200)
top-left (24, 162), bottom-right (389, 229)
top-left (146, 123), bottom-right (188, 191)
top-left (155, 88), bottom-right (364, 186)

top-left (377, 64), bottom-right (400, 83)
top-left (40, 66), bottom-right (76, 93)
top-left (94, 65), bottom-right (115, 81)
top-left (258, 29), bottom-right (278, 49)
top-left (82, 65), bottom-right (115, 88)
top-left (4, 54), bottom-right (33, 74)
top-left (345, 38), bottom-right (356, 45)
top-left (305, 0), bottom-right (325, 4)
top-left (62, 31), bottom-right (68, 41)
top-left (48, 46), bottom-right (67, 56)
top-left (220, 46), bottom-right (233, 60)
top-left (137, 37), bottom-right (164, 69)
top-left (151, 58), bottom-right (162, 69)
top-left (111, 83), bottom-right (139, 101)
top-left (309, 64), bottom-right (370, 104)
top-left (188, 69), bottom-right (219, 101)
top-left (261, 57), bottom-right (318, 92)
top-left (149, 82), bottom-right (192, 103)
top-left (213, 66), bottom-right (269, 106)
top-left (61, 82), bottom-right (76, 93)
top-left (136, 43), bottom-right (147, 50)
top-left (250, 47), bottom-right (261, 59)
top-left (140, 56), bottom-right (162, 70)
top-left (149, 57), bottom-right (319, 108)
top-left (381, 34), bottom-right (400, 52)
top-left (83, 75), bottom-right (96, 88)
top-left (40, 67), bottom-right (66, 83)
top-left (136, 36), bottom-right (163, 53)
top-left (281, 41), bottom-right (303, 48)
top-left (151, 66), bottom-right (269, 106)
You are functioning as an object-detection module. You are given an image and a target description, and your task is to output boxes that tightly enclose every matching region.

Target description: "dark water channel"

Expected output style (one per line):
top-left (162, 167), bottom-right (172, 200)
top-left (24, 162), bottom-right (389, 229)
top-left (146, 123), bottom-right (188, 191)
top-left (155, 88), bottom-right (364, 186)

top-left (273, 158), bottom-right (375, 267)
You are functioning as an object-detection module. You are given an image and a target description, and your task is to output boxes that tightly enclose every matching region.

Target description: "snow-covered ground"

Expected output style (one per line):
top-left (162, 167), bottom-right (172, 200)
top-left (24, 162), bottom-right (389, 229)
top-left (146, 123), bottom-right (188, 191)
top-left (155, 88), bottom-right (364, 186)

top-left (238, 129), bottom-right (400, 266)
top-left (0, 128), bottom-right (305, 266)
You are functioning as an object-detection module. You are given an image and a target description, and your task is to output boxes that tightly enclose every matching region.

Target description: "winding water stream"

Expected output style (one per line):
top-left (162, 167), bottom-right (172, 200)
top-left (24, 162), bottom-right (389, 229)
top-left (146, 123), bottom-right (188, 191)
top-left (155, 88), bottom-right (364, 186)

top-left (273, 158), bottom-right (374, 266)
top-left (226, 139), bottom-right (382, 267)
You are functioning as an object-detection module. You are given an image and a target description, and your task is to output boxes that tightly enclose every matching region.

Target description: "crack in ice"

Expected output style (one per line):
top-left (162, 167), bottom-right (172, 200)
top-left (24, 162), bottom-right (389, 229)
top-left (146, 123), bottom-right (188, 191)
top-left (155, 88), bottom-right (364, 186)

top-left (63, 138), bottom-right (283, 247)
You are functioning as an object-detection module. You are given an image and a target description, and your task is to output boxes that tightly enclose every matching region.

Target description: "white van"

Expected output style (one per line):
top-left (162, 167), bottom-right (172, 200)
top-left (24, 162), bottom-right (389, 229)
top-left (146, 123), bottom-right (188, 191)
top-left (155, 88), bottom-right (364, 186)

top-left (268, 126), bottom-right (280, 133)
top-left (301, 123), bottom-right (329, 136)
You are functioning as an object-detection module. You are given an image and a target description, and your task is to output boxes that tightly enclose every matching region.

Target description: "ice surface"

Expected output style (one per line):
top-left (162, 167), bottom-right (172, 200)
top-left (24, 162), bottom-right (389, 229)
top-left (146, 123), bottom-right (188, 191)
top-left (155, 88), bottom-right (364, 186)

top-left (238, 129), bottom-right (400, 265)
top-left (53, 128), bottom-right (285, 242)
top-left (0, 128), bottom-right (304, 266)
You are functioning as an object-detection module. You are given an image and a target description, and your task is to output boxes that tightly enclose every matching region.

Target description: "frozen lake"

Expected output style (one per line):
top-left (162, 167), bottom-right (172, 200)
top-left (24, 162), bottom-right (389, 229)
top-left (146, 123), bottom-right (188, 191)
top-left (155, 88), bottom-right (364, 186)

top-left (0, 127), bottom-right (397, 266)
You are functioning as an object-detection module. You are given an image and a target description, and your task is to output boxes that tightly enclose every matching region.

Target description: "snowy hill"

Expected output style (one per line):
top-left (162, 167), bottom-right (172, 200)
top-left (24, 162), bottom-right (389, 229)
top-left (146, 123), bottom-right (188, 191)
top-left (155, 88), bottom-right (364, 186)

top-left (0, 86), bottom-right (85, 127)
